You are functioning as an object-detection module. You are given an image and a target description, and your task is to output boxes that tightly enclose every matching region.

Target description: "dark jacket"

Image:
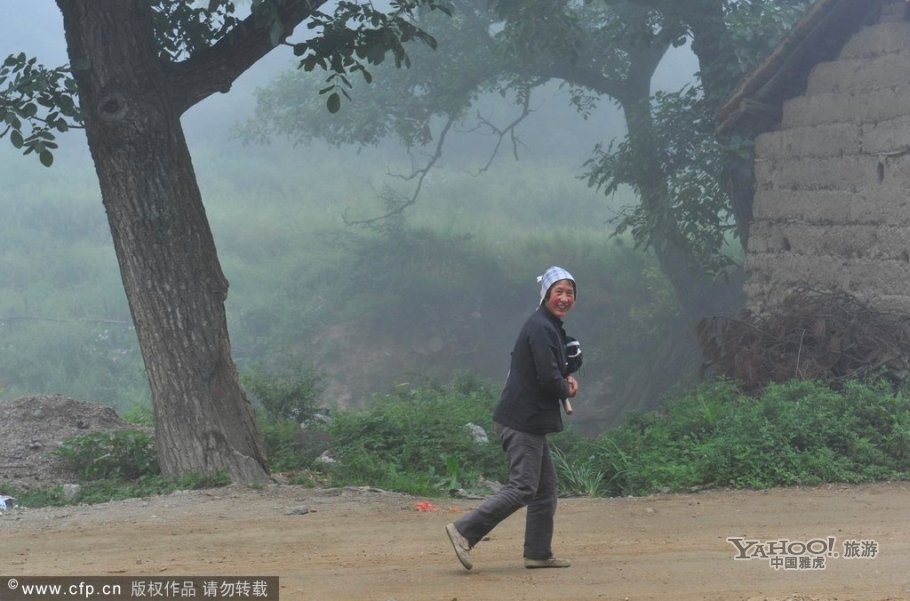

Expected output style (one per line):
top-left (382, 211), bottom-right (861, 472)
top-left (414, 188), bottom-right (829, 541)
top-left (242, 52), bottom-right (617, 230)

top-left (493, 306), bottom-right (570, 435)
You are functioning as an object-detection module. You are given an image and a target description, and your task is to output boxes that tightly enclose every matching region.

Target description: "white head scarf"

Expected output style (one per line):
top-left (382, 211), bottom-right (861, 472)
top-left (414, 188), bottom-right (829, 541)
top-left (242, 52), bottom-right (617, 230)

top-left (537, 266), bottom-right (576, 305)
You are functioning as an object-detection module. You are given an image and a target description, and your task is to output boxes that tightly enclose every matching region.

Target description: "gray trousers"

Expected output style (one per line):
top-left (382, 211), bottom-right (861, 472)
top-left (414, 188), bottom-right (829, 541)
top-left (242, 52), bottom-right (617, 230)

top-left (453, 422), bottom-right (558, 560)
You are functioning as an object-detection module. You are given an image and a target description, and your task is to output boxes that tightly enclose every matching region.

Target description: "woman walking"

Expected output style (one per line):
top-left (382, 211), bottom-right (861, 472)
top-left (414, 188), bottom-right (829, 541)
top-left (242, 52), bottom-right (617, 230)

top-left (445, 266), bottom-right (579, 570)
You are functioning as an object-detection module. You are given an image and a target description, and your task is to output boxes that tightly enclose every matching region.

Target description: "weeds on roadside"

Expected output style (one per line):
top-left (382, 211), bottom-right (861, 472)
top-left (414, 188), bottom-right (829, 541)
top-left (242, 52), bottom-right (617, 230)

top-left (242, 363), bottom-right (324, 423)
top-left (588, 378), bottom-right (910, 496)
top-left (241, 362), bottom-right (329, 472)
top-left (0, 428), bottom-right (231, 509)
top-left (551, 445), bottom-right (604, 497)
top-left (317, 376), bottom-right (504, 496)
top-left (4, 471), bottom-right (231, 508)
top-left (55, 430), bottom-right (158, 481)
top-left (122, 403), bottom-right (154, 426)
top-left (299, 375), bottom-right (910, 499)
top-left (32, 374), bottom-right (909, 507)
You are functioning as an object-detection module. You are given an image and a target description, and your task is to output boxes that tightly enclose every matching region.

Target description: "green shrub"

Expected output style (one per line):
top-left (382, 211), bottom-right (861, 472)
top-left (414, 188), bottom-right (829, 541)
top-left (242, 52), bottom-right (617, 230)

top-left (122, 403), bottom-right (155, 426)
top-left (295, 376), bottom-right (910, 498)
top-left (54, 430), bottom-right (158, 481)
top-left (257, 414), bottom-right (330, 473)
top-left (590, 378), bottom-right (910, 496)
top-left (242, 363), bottom-right (324, 423)
top-left (322, 379), bottom-right (503, 495)
top-left (551, 444), bottom-right (605, 497)
top-left (240, 363), bottom-right (329, 473)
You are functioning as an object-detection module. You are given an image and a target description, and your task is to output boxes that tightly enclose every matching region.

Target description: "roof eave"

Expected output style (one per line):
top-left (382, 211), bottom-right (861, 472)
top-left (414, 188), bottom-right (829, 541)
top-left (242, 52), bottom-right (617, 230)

top-left (717, 0), bottom-right (886, 136)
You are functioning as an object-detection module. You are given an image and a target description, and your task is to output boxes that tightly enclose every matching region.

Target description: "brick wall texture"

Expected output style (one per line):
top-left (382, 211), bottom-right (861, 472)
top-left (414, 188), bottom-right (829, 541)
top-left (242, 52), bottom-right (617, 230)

top-left (747, 14), bottom-right (910, 313)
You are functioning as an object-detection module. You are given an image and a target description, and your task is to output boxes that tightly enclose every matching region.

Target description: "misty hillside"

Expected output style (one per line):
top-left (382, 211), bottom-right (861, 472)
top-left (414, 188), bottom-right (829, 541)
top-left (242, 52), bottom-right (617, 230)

top-left (0, 2), bottom-right (702, 430)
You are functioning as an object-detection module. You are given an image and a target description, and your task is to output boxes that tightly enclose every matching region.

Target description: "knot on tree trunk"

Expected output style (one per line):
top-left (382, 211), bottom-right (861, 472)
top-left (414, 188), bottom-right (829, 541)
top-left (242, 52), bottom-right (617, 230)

top-left (98, 92), bottom-right (129, 122)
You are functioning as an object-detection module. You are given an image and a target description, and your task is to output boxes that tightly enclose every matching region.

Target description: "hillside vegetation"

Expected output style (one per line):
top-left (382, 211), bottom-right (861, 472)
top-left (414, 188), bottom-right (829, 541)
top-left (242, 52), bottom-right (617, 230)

top-left (0, 140), bottom-right (683, 427)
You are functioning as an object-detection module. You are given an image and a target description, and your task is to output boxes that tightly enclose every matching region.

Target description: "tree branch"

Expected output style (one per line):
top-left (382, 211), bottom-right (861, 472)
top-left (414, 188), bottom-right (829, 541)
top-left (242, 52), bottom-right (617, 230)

top-left (472, 82), bottom-right (538, 174)
top-left (343, 116), bottom-right (456, 226)
top-left (449, 0), bottom-right (498, 51)
top-left (168, 0), bottom-right (330, 114)
top-left (343, 81), bottom-right (533, 226)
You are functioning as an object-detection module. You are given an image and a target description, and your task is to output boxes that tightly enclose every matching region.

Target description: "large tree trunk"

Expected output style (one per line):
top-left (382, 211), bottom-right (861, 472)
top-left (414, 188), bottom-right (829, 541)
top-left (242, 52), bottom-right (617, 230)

top-left (688, 0), bottom-right (755, 251)
top-left (618, 61), bottom-right (733, 319)
top-left (57, 0), bottom-right (269, 483)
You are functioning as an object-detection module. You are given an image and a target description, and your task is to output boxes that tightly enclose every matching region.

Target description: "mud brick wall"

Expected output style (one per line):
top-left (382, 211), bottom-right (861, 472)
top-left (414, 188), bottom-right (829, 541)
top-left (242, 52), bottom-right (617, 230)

top-left (746, 13), bottom-right (910, 314)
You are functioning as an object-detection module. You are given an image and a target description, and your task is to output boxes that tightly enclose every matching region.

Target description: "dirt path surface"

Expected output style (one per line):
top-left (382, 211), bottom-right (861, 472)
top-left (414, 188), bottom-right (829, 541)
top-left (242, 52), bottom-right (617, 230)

top-left (2, 482), bottom-right (909, 601)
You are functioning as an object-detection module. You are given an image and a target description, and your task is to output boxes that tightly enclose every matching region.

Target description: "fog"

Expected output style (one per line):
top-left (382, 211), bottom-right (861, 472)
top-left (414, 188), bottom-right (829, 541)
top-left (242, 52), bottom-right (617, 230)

top-left (0, 2), bottom-right (699, 429)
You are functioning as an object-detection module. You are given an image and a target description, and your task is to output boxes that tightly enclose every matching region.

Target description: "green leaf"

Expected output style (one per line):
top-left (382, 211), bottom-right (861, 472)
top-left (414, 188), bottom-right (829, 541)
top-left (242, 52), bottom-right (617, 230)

top-left (366, 43), bottom-right (386, 65)
top-left (326, 92), bottom-right (341, 114)
top-left (10, 130), bottom-right (23, 149)
top-left (39, 149), bottom-right (54, 167)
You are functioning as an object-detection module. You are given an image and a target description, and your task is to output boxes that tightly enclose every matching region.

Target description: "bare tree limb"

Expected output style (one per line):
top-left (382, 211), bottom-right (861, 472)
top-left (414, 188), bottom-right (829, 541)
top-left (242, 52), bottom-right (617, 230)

top-left (472, 82), bottom-right (538, 174)
top-left (345, 77), bottom-right (548, 226)
top-left (342, 115), bottom-right (456, 226)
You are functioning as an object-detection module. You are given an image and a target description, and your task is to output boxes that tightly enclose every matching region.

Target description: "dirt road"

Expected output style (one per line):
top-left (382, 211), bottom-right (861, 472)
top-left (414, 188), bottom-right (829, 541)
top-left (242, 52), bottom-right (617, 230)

top-left (1, 482), bottom-right (909, 601)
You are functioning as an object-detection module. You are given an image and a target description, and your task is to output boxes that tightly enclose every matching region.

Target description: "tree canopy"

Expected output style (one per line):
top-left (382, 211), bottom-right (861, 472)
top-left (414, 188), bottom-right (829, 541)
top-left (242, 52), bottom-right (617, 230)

top-left (245, 0), bottom-right (810, 317)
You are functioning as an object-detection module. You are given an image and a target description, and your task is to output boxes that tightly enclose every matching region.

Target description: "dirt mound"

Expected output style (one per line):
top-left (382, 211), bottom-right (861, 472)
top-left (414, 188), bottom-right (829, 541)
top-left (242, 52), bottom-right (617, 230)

top-left (0, 395), bottom-right (137, 492)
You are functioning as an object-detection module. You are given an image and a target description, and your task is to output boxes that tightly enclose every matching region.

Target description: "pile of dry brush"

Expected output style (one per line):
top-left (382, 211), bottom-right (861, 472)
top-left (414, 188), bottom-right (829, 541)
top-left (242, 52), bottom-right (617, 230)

top-left (696, 291), bottom-right (910, 391)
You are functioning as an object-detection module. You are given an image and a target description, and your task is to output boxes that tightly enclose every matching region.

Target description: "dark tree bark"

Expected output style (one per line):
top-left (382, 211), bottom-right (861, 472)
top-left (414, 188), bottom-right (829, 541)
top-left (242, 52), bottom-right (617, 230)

top-left (55, 0), bottom-right (325, 483)
top-left (553, 32), bottom-right (729, 318)
top-left (687, 1), bottom-right (755, 250)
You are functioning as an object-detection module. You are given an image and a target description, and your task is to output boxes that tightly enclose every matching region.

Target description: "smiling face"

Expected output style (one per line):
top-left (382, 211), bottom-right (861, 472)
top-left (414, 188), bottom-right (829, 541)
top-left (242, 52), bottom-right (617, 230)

top-left (543, 279), bottom-right (576, 319)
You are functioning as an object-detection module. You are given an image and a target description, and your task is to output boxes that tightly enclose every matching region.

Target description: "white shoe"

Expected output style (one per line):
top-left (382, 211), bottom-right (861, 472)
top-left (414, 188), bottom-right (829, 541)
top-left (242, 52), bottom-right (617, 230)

top-left (445, 523), bottom-right (473, 570)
